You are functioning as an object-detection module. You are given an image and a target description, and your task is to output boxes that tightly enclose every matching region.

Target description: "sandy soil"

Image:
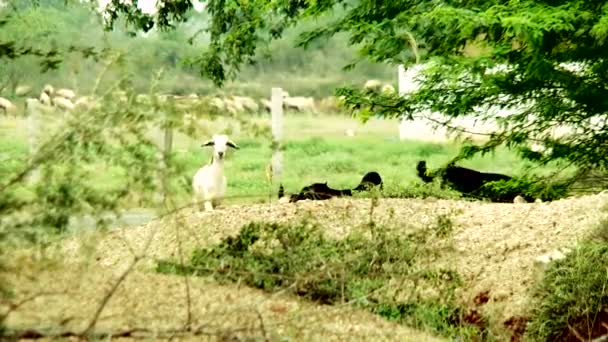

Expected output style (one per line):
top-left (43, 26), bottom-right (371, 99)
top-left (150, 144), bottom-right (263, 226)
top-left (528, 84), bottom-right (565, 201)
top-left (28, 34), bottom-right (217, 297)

top-left (3, 192), bottom-right (608, 341)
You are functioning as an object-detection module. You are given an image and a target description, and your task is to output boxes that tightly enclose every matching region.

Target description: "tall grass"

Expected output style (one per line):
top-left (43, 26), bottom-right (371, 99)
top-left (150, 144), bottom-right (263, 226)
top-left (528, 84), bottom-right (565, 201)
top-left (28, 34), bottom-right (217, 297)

top-left (526, 220), bottom-right (608, 341)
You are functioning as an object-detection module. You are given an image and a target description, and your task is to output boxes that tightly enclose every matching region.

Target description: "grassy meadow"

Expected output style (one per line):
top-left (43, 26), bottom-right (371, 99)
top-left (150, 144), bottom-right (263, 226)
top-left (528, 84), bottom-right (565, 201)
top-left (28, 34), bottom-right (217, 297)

top-left (0, 111), bottom-right (559, 211)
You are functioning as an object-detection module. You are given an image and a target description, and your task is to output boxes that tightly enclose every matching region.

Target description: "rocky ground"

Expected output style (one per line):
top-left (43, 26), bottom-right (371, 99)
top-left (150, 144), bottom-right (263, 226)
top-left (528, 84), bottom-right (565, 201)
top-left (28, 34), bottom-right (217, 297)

top-left (3, 192), bottom-right (608, 341)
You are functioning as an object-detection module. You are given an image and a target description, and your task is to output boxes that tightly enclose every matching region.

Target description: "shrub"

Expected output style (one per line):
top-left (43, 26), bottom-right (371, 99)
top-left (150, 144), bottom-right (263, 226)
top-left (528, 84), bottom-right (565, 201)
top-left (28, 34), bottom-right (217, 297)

top-left (526, 239), bottom-right (608, 341)
top-left (157, 219), bottom-right (487, 339)
top-left (378, 181), bottom-right (464, 200)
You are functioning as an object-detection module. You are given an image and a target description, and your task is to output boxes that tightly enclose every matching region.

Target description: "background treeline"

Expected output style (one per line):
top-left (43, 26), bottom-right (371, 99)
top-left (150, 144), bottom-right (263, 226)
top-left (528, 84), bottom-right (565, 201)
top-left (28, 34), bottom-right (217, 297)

top-left (0, 0), bottom-right (396, 99)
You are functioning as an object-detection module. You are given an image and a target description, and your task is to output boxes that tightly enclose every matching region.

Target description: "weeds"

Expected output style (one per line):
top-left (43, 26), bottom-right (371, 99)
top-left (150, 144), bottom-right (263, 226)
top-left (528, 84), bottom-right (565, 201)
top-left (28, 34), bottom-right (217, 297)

top-left (526, 236), bottom-right (608, 341)
top-left (157, 218), bottom-right (486, 339)
top-left (478, 176), bottom-right (572, 203)
top-left (433, 213), bottom-right (456, 238)
top-left (378, 182), bottom-right (464, 201)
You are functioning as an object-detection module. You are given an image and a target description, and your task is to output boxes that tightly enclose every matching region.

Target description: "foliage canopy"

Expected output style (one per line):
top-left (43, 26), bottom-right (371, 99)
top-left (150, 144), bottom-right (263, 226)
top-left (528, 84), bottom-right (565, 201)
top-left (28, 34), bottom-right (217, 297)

top-left (100, 0), bottom-right (608, 178)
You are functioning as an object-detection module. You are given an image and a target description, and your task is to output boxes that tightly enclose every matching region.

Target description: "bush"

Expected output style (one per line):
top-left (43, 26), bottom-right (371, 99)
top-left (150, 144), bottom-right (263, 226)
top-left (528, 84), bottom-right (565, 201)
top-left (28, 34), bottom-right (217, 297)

top-left (378, 181), bottom-right (464, 201)
top-left (157, 219), bottom-right (486, 339)
top-left (478, 176), bottom-right (572, 203)
top-left (526, 235), bottom-right (608, 341)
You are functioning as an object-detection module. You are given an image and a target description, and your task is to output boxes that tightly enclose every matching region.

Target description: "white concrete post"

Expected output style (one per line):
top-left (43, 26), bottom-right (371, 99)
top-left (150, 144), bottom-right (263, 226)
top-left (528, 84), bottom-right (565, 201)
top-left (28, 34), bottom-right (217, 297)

top-left (270, 87), bottom-right (283, 190)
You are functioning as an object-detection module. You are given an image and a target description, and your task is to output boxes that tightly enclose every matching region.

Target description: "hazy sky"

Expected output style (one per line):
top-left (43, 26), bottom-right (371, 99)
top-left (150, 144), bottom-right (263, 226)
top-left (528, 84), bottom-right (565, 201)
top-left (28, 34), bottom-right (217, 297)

top-left (97, 0), bottom-right (205, 15)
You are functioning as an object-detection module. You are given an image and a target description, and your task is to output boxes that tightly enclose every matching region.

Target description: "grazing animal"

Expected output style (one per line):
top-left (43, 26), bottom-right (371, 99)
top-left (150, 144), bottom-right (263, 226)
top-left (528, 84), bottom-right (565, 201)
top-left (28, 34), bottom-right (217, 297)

top-left (353, 171), bottom-right (384, 191)
top-left (192, 134), bottom-right (239, 212)
top-left (52, 96), bottom-right (75, 111)
top-left (15, 85), bottom-right (32, 96)
top-left (55, 88), bottom-right (76, 100)
top-left (381, 84), bottom-right (396, 95)
top-left (279, 171), bottom-right (383, 203)
top-left (0, 97), bottom-right (17, 115)
top-left (416, 160), bottom-right (531, 203)
top-left (364, 79), bottom-right (382, 93)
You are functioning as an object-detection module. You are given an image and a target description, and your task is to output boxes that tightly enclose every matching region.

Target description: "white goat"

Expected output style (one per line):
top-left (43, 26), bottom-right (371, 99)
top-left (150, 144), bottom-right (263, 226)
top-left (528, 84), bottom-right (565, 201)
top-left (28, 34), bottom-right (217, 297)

top-left (192, 134), bottom-right (239, 211)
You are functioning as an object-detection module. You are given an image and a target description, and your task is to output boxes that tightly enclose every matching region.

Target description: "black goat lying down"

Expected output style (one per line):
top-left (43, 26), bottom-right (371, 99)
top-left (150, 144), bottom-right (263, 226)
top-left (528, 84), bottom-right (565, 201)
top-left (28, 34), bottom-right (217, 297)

top-left (416, 160), bottom-right (532, 203)
top-left (279, 171), bottom-right (383, 203)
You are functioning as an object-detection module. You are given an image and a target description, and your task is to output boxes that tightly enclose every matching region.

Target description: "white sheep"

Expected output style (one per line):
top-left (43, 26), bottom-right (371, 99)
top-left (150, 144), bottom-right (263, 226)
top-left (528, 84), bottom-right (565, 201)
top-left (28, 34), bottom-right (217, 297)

top-left (74, 96), bottom-right (99, 110)
top-left (283, 96), bottom-right (316, 112)
top-left (364, 79), bottom-right (382, 92)
top-left (381, 84), bottom-right (396, 95)
top-left (42, 84), bottom-right (54, 96)
top-left (0, 97), bottom-right (17, 115)
top-left (15, 85), bottom-right (32, 96)
top-left (55, 88), bottom-right (76, 100)
top-left (39, 92), bottom-right (52, 106)
top-left (52, 96), bottom-right (75, 111)
top-left (192, 134), bottom-right (239, 212)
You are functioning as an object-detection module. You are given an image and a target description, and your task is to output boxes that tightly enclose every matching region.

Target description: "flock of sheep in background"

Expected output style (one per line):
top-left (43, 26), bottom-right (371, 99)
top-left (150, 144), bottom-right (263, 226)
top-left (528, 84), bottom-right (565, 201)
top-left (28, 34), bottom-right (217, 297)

top-left (0, 79), bottom-right (397, 119)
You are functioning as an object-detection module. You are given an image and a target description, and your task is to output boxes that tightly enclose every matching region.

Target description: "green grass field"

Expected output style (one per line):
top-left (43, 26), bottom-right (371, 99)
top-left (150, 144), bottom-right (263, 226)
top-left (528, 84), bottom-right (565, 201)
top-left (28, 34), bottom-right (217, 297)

top-left (0, 112), bottom-right (557, 210)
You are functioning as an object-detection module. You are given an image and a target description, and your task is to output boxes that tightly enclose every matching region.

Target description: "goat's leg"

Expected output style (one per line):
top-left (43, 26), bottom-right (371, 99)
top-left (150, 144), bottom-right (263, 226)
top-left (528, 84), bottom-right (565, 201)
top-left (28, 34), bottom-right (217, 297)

top-left (191, 194), bottom-right (199, 209)
top-left (204, 200), bottom-right (214, 212)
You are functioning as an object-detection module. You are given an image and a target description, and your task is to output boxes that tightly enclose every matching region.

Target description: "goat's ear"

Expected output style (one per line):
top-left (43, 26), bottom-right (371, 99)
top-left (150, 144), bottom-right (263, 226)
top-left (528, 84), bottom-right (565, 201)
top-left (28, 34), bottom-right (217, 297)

top-left (227, 140), bottom-right (239, 149)
top-left (201, 140), bottom-right (214, 147)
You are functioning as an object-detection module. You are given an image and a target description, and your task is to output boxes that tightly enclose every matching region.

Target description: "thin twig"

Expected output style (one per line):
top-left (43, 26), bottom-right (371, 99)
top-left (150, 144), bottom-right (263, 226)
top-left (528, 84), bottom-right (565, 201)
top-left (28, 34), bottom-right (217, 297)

top-left (1, 325), bottom-right (254, 340)
top-left (81, 254), bottom-right (140, 336)
top-left (166, 195), bottom-right (193, 331)
top-left (567, 323), bottom-right (587, 342)
top-left (255, 309), bottom-right (271, 342)
top-left (81, 203), bottom-right (159, 336)
top-left (0, 291), bottom-right (67, 324)
top-left (421, 115), bottom-right (495, 137)
top-left (404, 31), bottom-right (420, 64)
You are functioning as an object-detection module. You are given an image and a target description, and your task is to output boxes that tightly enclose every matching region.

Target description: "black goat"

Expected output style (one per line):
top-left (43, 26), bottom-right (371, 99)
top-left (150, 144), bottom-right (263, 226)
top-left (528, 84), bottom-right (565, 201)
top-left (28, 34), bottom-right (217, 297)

top-left (353, 171), bottom-right (384, 191)
top-left (279, 171), bottom-right (383, 203)
top-left (416, 160), bottom-right (532, 203)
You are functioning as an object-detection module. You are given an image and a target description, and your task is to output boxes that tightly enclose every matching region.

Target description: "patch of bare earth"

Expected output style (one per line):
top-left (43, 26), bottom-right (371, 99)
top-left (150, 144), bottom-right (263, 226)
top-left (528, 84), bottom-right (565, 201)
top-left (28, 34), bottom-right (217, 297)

top-left (3, 192), bottom-right (608, 340)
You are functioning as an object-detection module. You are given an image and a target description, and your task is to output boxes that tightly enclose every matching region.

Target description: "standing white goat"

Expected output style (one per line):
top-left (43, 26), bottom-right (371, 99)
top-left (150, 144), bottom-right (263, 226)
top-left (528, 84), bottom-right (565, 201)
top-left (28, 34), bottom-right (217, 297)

top-left (192, 134), bottom-right (239, 212)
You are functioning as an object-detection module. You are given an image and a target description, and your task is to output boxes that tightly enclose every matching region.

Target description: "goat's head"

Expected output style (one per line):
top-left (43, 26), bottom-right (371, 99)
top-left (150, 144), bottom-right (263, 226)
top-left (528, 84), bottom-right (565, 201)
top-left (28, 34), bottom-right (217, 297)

top-left (202, 134), bottom-right (239, 161)
top-left (416, 160), bottom-right (427, 173)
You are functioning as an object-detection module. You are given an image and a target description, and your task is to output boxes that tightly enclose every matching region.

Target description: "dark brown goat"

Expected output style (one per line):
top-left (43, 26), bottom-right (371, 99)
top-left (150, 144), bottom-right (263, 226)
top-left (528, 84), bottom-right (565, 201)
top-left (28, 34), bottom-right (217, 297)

top-left (279, 171), bottom-right (383, 203)
top-left (416, 160), bottom-right (532, 203)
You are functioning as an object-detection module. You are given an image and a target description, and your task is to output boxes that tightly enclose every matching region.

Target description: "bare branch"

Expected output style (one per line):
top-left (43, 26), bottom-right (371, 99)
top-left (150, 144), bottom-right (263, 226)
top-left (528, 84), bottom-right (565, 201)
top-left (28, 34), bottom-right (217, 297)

top-left (0, 291), bottom-right (68, 324)
top-left (81, 204), bottom-right (159, 336)
top-left (567, 323), bottom-right (586, 342)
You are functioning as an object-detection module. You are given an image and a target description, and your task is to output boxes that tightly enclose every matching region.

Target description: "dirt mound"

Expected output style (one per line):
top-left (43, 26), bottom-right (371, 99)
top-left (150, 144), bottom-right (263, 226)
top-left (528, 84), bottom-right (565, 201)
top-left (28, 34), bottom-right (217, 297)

top-left (3, 193), bottom-right (608, 340)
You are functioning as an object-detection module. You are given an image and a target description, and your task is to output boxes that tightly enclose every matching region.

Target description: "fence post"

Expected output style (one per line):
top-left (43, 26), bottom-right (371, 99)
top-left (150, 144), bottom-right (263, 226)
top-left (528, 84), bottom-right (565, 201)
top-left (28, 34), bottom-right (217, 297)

top-left (25, 99), bottom-right (41, 184)
top-left (154, 101), bottom-right (174, 207)
top-left (270, 87), bottom-right (283, 198)
top-left (161, 115), bottom-right (173, 200)
top-left (160, 110), bottom-right (173, 201)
